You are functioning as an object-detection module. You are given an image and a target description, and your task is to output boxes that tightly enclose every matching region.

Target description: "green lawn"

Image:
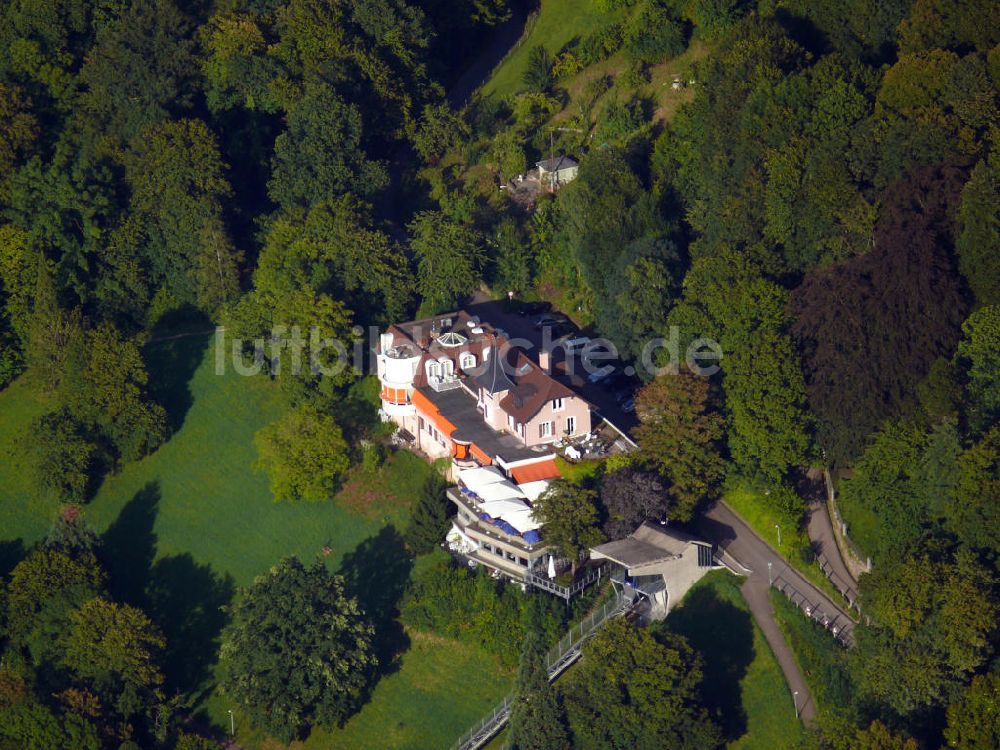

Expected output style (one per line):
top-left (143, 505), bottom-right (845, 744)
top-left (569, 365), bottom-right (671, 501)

top-left (835, 492), bottom-right (880, 562)
top-left (481, 0), bottom-right (622, 99)
top-left (217, 629), bottom-right (514, 750)
top-left (659, 570), bottom-right (811, 750)
top-left (0, 373), bottom-right (58, 556)
top-left (0, 333), bottom-right (514, 748)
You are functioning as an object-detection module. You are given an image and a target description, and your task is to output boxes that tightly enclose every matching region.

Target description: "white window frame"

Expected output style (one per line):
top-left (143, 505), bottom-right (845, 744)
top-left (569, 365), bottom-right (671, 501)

top-left (552, 397), bottom-right (565, 411)
top-left (459, 352), bottom-right (477, 370)
top-left (539, 421), bottom-right (553, 438)
top-left (426, 360), bottom-right (441, 380)
top-left (566, 416), bottom-right (576, 435)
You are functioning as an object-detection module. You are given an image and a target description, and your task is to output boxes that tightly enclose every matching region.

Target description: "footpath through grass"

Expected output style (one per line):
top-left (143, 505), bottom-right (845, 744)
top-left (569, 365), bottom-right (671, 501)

top-left (659, 570), bottom-right (810, 750)
top-left (0, 333), bottom-right (515, 749)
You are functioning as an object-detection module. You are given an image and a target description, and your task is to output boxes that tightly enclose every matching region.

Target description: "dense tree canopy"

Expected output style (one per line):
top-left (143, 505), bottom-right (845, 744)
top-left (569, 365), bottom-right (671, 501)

top-left (562, 618), bottom-right (721, 749)
top-left (634, 371), bottom-right (725, 520)
top-left (253, 405), bottom-right (351, 502)
top-left (220, 557), bottom-right (376, 741)
top-left (791, 166), bottom-right (969, 463)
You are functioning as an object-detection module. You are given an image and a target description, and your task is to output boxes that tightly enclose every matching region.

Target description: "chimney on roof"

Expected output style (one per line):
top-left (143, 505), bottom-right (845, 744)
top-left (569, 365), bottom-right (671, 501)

top-left (538, 347), bottom-right (551, 373)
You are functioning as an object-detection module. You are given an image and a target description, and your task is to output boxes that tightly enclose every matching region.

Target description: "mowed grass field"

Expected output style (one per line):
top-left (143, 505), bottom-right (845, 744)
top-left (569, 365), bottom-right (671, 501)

top-left (660, 571), bottom-right (810, 750)
top-left (0, 333), bottom-right (512, 749)
top-left (481, 0), bottom-right (622, 99)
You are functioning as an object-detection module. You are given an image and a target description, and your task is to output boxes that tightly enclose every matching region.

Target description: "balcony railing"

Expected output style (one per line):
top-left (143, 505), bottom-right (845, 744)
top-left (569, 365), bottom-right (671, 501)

top-left (428, 374), bottom-right (462, 392)
top-left (524, 562), bottom-right (607, 601)
top-left (448, 489), bottom-right (542, 553)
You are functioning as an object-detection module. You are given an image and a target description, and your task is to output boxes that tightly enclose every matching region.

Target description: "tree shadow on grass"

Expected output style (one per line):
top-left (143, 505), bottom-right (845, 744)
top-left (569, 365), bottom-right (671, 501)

top-left (144, 305), bottom-right (213, 434)
top-left (101, 481), bottom-right (160, 606)
top-left (338, 525), bottom-right (413, 691)
top-left (660, 586), bottom-right (754, 741)
top-left (145, 553), bottom-right (235, 702)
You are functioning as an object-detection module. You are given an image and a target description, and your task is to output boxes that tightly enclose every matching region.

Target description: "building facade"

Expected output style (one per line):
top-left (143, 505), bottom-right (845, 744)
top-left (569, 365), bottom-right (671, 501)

top-left (375, 311), bottom-right (592, 472)
top-left (375, 310), bottom-right (596, 586)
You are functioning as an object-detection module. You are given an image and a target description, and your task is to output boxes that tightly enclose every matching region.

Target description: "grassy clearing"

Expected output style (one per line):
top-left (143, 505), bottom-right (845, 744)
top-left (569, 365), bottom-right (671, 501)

top-left (0, 334), bottom-right (513, 748)
top-left (0, 374), bottom-right (56, 555)
top-left (723, 482), bottom-right (847, 607)
top-left (660, 570), bottom-right (810, 749)
top-left (555, 455), bottom-right (604, 484)
top-left (770, 591), bottom-right (855, 717)
top-left (215, 628), bottom-right (514, 750)
top-left (835, 492), bottom-right (880, 563)
top-left (482, 0), bottom-right (622, 99)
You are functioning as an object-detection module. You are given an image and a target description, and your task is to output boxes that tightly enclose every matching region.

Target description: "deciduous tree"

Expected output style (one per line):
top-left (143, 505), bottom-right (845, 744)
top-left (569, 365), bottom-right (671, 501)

top-left (944, 673), bottom-right (1000, 749)
top-left (254, 405), bottom-right (350, 502)
top-left (956, 306), bottom-right (1000, 435)
top-left (791, 166), bottom-right (969, 463)
top-left (634, 371), bottom-right (725, 520)
top-left (956, 157), bottom-right (1000, 306)
top-left (220, 557), bottom-right (376, 741)
top-left (62, 597), bottom-right (166, 702)
top-left (533, 479), bottom-right (603, 575)
top-left (600, 467), bottom-right (669, 539)
top-left (30, 408), bottom-right (96, 504)
top-left (562, 618), bottom-right (721, 749)
top-left (269, 81), bottom-right (388, 209)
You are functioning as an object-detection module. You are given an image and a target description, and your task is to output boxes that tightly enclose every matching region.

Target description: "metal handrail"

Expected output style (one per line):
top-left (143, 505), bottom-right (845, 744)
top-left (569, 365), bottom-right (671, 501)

top-left (771, 575), bottom-right (855, 648)
top-left (450, 592), bottom-right (632, 750)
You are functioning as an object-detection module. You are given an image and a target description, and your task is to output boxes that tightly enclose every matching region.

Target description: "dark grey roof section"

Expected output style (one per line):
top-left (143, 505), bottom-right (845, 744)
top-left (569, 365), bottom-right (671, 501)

top-left (419, 386), bottom-right (543, 464)
top-left (473, 347), bottom-right (516, 395)
top-left (589, 537), bottom-right (678, 568)
top-left (591, 521), bottom-right (708, 567)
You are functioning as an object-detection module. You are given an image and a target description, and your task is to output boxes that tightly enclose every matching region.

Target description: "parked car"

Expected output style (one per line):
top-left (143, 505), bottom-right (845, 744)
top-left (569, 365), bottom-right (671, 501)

top-left (614, 387), bottom-right (633, 403)
top-left (621, 398), bottom-right (636, 413)
top-left (534, 313), bottom-right (568, 329)
top-left (587, 365), bottom-right (615, 384)
top-left (550, 321), bottom-right (576, 338)
top-left (518, 301), bottom-right (550, 318)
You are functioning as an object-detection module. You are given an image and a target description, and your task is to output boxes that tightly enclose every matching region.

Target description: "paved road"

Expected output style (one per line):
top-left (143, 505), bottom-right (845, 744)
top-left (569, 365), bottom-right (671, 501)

top-left (806, 498), bottom-right (860, 603)
top-left (695, 501), bottom-right (857, 725)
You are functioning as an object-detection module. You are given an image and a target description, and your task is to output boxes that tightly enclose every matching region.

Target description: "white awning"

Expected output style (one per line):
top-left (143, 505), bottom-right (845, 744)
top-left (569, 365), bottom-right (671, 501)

top-left (500, 508), bottom-right (541, 533)
top-left (475, 481), bottom-right (527, 503)
top-left (458, 466), bottom-right (507, 492)
top-left (518, 479), bottom-right (553, 502)
top-left (479, 498), bottom-right (531, 516)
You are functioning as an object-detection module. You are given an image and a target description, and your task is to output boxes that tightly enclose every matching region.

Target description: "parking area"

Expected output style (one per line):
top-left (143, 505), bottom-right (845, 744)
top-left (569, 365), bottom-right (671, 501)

top-left (466, 295), bottom-right (640, 435)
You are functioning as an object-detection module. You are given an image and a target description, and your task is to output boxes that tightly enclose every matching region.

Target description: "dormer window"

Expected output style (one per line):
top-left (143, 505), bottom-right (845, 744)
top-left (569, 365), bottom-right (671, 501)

top-left (459, 352), bottom-right (477, 371)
